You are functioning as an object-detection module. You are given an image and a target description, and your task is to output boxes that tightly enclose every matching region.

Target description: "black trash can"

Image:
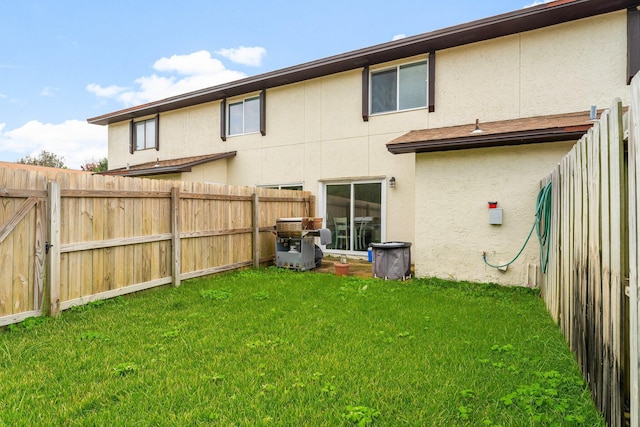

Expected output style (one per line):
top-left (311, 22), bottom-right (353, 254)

top-left (370, 242), bottom-right (412, 280)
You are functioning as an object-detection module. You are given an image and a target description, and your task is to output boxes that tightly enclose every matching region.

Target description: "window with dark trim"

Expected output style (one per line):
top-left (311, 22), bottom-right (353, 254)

top-left (228, 90), bottom-right (266, 136)
top-left (428, 51), bottom-right (435, 112)
top-left (362, 66), bottom-right (369, 121)
top-left (370, 60), bottom-right (428, 115)
top-left (129, 115), bottom-right (159, 153)
top-left (220, 98), bottom-right (227, 141)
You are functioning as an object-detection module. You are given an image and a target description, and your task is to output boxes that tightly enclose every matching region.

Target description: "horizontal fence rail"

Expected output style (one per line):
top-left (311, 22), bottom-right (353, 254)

top-left (0, 169), bottom-right (314, 326)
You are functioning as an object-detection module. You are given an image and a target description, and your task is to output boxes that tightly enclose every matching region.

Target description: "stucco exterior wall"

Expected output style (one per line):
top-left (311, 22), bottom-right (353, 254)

top-left (431, 11), bottom-right (628, 127)
top-left (414, 141), bottom-right (574, 285)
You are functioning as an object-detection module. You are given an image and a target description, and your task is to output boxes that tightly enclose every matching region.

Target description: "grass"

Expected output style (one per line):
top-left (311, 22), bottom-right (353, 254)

top-left (0, 268), bottom-right (603, 426)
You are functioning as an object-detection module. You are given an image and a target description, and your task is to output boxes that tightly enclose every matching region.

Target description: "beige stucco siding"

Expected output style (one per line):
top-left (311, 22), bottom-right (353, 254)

top-left (161, 105), bottom-right (221, 158)
top-left (108, 104), bottom-right (223, 170)
top-left (414, 141), bottom-right (574, 285)
top-left (431, 11), bottom-right (628, 127)
top-left (432, 35), bottom-right (521, 127)
top-left (107, 121), bottom-right (130, 169)
top-left (519, 12), bottom-right (627, 117)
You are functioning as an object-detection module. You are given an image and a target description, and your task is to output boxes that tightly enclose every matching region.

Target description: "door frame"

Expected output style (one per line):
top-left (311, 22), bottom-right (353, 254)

top-left (318, 177), bottom-right (387, 255)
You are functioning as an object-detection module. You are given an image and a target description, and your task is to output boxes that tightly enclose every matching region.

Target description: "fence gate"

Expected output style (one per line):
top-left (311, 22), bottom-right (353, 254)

top-left (0, 169), bottom-right (47, 326)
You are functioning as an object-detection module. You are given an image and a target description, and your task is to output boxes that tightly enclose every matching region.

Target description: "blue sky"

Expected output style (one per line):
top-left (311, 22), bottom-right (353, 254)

top-left (0, 0), bottom-right (548, 168)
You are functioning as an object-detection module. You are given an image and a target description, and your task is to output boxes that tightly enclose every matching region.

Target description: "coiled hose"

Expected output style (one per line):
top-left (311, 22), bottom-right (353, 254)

top-left (482, 181), bottom-right (552, 273)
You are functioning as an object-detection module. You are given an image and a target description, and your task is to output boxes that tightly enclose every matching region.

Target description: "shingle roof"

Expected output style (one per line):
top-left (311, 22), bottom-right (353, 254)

top-left (101, 152), bottom-right (237, 177)
top-left (386, 110), bottom-right (602, 154)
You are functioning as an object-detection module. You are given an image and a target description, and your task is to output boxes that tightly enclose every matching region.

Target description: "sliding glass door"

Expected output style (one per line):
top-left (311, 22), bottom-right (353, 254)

top-left (324, 181), bottom-right (383, 252)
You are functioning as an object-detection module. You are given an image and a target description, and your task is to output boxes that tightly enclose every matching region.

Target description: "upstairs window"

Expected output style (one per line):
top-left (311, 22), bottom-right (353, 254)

top-left (130, 115), bottom-right (159, 153)
top-left (228, 96), bottom-right (260, 136)
top-left (370, 60), bottom-right (427, 114)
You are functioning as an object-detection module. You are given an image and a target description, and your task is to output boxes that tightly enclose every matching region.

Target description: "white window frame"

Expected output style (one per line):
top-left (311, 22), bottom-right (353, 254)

top-left (257, 183), bottom-right (304, 191)
top-left (318, 179), bottom-right (387, 255)
top-left (228, 96), bottom-right (260, 136)
top-left (369, 59), bottom-right (428, 116)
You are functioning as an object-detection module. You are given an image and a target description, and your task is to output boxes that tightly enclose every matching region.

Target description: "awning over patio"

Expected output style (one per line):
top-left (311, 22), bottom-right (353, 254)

top-left (101, 151), bottom-right (237, 177)
top-left (386, 110), bottom-right (601, 154)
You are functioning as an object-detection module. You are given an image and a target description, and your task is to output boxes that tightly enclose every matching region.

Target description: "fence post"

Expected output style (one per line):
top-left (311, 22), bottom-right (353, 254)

top-left (253, 192), bottom-right (260, 268)
top-left (171, 187), bottom-right (181, 287)
top-left (46, 181), bottom-right (61, 316)
top-left (309, 195), bottom-right (316, 217)
top-left (629, 71), bottom-right (640, 427)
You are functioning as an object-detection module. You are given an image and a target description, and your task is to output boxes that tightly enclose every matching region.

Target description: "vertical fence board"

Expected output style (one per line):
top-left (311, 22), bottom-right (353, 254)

top-left (630, 72), bottom-right (640, 427)
top-left (34, 183), bottom-right (46, 310)
top-left (92, 174), bottom-right (106, 294)
top-left (590, 123), bottom-right (603, 408)
top-left (141, 178), bottom-right (152, 282)
top-left (171, 186), bottom-right (181, 287)
top-left (57, 172), bottom-right (70, 303)
top-left (600, 109), bottom-right (614, 426)
top-left (609, 99), bottom-right (625, 426)
top-left (47, 181), bottom-right (61, 316)
top-left (150, 179), bottom-right (160, 281)
top-left (253, 193), bottom-right (260, 267)
top-left (25, 171), bottom-right (37, 311)
top-left (573, 139), bottom-right (583, 367)
top-left (0, 169), bottom-right (15, 316)
top-left (103, 175), bottom-right (116, 290)
top-left (113, 175), bottom-right (126, 289)
top-left (12, 170), bottom-right (29, 314)
top-left (80, 174), bottom-right (94, 298)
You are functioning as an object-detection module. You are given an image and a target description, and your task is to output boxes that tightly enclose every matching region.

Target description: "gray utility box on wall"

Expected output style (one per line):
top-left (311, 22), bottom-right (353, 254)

top-left (370, 242), bottom-right (412, 280)
top-left (489, 208), bottom-right (503, 225)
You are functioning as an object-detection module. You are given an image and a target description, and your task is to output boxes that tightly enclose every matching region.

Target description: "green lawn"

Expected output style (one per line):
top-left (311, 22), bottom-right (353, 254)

top-left (0, 268), bottom-right (602, 426)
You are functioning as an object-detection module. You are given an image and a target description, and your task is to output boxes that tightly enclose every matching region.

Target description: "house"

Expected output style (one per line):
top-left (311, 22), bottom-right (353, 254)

top-left (88, 0), bottom-right (639, 285)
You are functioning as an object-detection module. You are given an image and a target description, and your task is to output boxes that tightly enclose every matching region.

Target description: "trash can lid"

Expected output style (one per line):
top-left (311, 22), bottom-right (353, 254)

top-left (369, 241), bottom-right (412, 249)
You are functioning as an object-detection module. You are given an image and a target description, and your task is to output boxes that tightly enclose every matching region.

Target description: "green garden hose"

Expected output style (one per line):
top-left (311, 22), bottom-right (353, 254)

top-left (482, 181), bottom-right (553, 272)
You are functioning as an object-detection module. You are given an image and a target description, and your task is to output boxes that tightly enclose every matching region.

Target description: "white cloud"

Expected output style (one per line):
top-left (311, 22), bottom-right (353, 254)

top-left (86, 83), bottom-right (127, 98)
top-left (0, 92), bottom-right (6, 99)
top-left (523, 0), bottom-right (552, 8)
top-left (40, 86), bottom-right (57, 97)
top-left (215, 46), bottom-right (266, 67)
top-left (0, 120), bottom-right (107, 169)
top-left (87, 49), bottom-right (254, 107)
top-left (154, 50), bottom-right (228, 75)
top-left (392, 34), bottom-right (407, 41)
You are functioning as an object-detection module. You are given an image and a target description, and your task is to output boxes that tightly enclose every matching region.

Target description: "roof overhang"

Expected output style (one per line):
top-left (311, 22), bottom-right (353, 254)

top-left (87, 0), bottom-right (639, 126)
top-left (386, 111), bottom-right (601, 154)
top-left (101, 151), bottom-right (236, 177)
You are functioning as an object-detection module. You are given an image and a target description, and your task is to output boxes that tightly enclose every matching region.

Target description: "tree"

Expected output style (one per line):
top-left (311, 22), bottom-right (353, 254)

top-left (16, 150), bottom-right (67, 169)
top-left (81, 157), bottom-right (108, 172)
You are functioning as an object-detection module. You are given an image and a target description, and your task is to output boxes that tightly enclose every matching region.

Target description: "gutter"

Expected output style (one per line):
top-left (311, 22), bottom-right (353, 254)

top-left (387, 126), bottom-right (593, 154)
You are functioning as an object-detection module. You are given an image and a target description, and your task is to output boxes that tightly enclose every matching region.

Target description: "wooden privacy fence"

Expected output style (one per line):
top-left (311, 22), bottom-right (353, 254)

top-left (0, 168), bottom-right (314, 326)
top-left (541, 98), bottom-right (627, 426)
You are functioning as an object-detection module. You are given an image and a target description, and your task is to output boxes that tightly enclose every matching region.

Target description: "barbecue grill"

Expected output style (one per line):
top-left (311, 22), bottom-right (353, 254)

top-left (275, 217), bottom-right (331, 271)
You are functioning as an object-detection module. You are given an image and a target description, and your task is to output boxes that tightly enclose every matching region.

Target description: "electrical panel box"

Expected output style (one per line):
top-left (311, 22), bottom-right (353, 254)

top-left (489, 208), bottom-right (503, 225)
